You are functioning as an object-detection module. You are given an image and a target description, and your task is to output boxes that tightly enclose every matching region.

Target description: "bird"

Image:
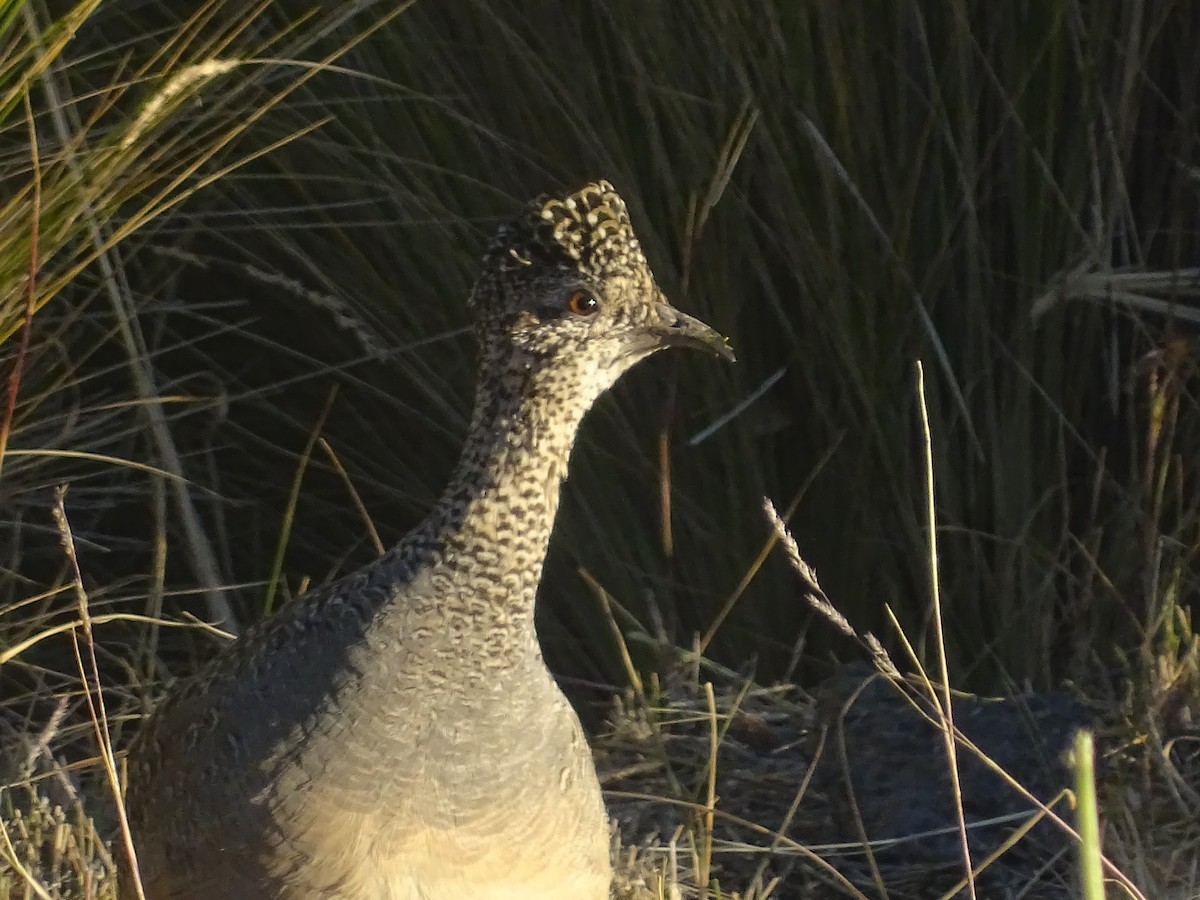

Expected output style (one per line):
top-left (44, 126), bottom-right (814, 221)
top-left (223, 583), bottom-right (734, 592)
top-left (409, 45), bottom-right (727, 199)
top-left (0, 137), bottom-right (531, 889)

top-left (120, 179), bottom-right (734, 900)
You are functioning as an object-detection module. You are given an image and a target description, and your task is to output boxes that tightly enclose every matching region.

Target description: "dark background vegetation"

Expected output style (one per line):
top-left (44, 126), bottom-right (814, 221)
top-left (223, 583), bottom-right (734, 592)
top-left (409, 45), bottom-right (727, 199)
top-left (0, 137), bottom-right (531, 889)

top-left (4, 1), bottom-right (1200, 897)
top-left (3, 0), bottom-right (1199, 804)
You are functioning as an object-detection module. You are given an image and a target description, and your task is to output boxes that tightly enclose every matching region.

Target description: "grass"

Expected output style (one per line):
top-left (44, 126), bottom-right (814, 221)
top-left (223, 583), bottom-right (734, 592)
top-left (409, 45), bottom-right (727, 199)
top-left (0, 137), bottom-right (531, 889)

top-left (2, 0), bottom-right (1199, 897)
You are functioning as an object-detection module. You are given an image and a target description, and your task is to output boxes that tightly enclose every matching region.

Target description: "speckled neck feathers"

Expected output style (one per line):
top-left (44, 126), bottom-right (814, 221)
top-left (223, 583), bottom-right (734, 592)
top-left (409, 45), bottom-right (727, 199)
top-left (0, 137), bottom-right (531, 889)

top-left (396, 362), bottom-right (584, 661)
top-left (377, 180), bottom-right (663, 663)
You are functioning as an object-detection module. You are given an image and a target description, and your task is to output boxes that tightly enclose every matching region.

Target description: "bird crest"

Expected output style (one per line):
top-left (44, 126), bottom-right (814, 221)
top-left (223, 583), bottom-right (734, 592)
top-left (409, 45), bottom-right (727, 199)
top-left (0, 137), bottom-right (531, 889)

top-left (473, 181), bottom-right (653, 316)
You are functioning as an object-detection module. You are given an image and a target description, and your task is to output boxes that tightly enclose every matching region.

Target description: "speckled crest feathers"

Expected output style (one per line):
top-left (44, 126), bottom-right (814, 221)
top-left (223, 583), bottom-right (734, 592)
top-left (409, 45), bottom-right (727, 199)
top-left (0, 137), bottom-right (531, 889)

top-left (471, 180), bottom-right (654, 317)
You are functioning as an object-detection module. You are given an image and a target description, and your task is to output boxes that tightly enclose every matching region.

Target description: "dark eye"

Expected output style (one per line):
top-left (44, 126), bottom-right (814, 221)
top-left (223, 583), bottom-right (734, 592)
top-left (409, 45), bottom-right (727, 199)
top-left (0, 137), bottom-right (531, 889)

top-left (566, 289), bottom-right (600, 317)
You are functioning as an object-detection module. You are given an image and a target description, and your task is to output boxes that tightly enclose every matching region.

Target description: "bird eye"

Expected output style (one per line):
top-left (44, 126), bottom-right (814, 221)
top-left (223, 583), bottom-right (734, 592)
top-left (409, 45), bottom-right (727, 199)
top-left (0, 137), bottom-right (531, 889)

top-left (566, 289), bottom-right (600, 317)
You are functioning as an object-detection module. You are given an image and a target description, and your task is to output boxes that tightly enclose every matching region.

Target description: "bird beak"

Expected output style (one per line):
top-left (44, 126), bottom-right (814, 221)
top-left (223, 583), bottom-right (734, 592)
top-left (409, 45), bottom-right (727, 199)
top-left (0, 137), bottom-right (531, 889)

top-left (650, 303), bottom-right (736, 362)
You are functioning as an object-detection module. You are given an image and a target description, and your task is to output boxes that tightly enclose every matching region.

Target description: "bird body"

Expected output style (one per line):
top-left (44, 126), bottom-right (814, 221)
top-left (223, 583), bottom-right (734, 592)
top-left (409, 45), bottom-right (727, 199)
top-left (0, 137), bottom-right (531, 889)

top-left (122, 181), bottom-right (732, 900)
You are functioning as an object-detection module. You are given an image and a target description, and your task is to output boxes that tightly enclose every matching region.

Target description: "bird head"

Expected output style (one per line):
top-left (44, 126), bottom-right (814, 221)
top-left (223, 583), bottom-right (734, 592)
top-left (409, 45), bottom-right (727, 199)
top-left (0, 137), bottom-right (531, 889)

top-left (468, 180), bottom-right (733, 402)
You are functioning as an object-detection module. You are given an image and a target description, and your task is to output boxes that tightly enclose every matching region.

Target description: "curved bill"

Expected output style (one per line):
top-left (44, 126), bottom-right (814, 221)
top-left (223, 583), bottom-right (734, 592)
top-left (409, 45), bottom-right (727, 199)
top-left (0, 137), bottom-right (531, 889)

top-left (649, 303), bottom-right (736, 362)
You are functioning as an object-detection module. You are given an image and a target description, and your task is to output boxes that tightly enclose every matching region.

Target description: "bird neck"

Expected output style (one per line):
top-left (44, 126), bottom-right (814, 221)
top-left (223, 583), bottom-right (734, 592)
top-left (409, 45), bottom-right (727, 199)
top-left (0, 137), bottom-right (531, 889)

top-left (441, 363), bottom-right (585, 552)
top-left (393, 358), bottom-right (596, 664)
